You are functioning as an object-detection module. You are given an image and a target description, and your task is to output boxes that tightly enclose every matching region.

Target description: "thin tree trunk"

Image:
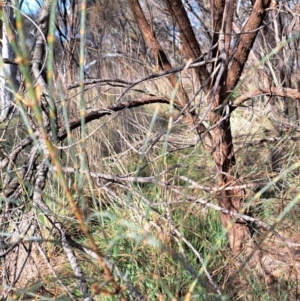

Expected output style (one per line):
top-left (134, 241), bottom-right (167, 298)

top-left (127, 0), bottom-right (189, 108)
top-left (128, 0), bottom-right (212, 145)
top-left (165, 0), bottom-right (272, 254)
top-left (164, 0), bottom-right (208, 85)
top-left (210, 103), bottom-right (250, 253)
top-left (211, 0), bottom-right (272, 254)
top-left (129, 0), bottom-right (272, 254)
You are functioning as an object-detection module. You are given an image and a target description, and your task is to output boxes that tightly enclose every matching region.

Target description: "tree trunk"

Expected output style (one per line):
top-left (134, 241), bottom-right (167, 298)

top-left (129, 0), bottom-right (272, 254)
top-left (166, 0), bottom-right (272, 254)
top-left (209, 0), bottom-right (272, 253)
top-left (164, 0), bottom-right (208, 85)
top-left (127, 0), bottom-right (190, 109)
top-left (210, 112), bottom-right (250, 253)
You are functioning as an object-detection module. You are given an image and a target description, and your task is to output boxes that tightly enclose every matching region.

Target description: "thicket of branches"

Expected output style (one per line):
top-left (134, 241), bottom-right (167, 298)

top-left (1, 0), bottom-right (300, 300)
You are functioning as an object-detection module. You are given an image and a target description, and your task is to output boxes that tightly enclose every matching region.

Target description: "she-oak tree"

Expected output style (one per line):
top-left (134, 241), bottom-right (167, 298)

top-left (1, 0), bottom-right (300, 299)
top-left (128, 0), bottom-right (273, 253)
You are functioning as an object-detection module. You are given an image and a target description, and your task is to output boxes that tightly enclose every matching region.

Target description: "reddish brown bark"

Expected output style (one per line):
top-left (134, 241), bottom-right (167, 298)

top-left (128, 0), bottom-right (272, 254)
top-left (165, 0), bottom-right (208, 86)
top-left (208, 95), bottom-right (249, 253)
top-left (162, 0), bottom-right (272, 253)
top-left (127, 0), bottom-right (189, 108)
top-left (226, 0), bottom-right (272, 92)
top-left (128, 0), bottom-right (177, 87)
top-left (209, 0), bottom-right (272, 253)
top-left (224, 0), bottom-right (235, 64)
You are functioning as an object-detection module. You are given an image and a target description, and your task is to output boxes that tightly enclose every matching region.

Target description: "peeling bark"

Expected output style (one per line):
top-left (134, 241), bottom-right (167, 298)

top-left (209, 96), bottom-right (250, 253)
top-left (210, 0), bottom-right (224, 61)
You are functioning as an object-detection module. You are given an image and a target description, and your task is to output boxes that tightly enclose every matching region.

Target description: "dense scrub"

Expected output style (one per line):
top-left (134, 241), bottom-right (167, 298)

top-left (1, 1), bottom-right (300, 300)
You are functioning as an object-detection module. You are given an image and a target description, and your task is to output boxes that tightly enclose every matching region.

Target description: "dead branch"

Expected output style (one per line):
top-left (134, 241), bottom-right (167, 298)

top-left (67, 58), bottom-right (216, 91)
top-left (57, 96), bottom-right (170, 140)
top-left (233, 87), bottom-right (300, 107)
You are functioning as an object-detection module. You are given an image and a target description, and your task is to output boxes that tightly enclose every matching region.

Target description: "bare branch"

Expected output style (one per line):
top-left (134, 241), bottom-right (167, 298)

top-left (233, 87), bottom-right (300, 107)
top-left (32, 160), bottom-right (95, 301)
top-left (226, 0), bottom-right (272, 93)
top-left (171, 188), bottom-right (300, 249)
top-left (67, 58), bottom-right (216, 91)
top-left (58, 96), bottom-right (170, 140)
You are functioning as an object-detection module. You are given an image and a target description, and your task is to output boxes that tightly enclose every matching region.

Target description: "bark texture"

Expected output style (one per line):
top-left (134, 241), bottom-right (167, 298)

top-left (226, 0), bottom-right (272, 92)
top-left (127, 0), bottom-right (189, 108)
top-left (165, 0), bottom-right (208, 86)
top-left (210, 0), bottom-right (224, 61)
top-left (160, 0), bottom-right (272, 254)
top-left (209, 0), bottom-right (272, 253)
